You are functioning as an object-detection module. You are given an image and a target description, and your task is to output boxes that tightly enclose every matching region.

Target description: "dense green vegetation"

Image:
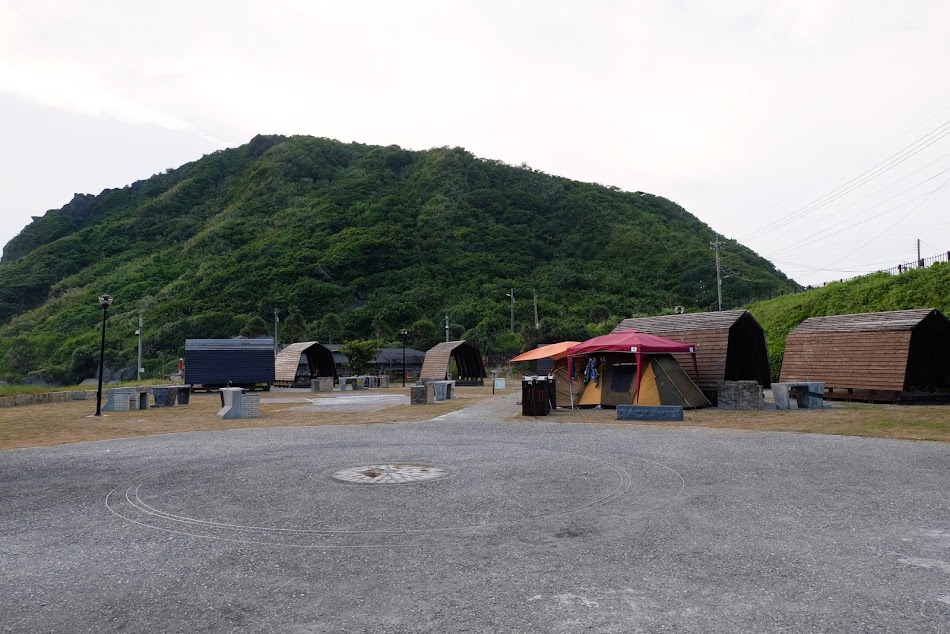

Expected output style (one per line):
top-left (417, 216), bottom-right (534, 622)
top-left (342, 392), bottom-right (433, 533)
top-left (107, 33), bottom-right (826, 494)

top-left (748, 263), bottom-right (950, 376)
top-left (0, 134), bottom-right (796, 384)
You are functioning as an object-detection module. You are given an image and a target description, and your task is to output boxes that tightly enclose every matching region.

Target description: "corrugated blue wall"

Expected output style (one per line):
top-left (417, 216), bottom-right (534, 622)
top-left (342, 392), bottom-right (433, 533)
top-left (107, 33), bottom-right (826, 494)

top-left (185, 349), bottom-right (275, 386)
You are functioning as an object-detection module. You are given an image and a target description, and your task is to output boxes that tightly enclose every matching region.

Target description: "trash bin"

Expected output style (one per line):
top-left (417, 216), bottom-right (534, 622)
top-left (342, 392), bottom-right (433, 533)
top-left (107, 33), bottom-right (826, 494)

top-left (177, 386), bottom-right (191, 405)
top-left (151, 386), bottom-right (178, 407)
top-left (521, 376), bottom-right (551, 416)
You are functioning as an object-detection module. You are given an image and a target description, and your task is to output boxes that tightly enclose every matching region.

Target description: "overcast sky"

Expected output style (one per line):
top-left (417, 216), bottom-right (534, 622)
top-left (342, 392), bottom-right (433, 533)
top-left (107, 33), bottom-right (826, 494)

top-left (2, 0), bottom-right (949, 286)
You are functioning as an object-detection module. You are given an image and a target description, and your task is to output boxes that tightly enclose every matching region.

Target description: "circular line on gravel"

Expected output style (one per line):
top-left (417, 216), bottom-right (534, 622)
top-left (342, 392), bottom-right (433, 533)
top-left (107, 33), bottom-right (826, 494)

top-left (105, 444), bottom-right (683, 547)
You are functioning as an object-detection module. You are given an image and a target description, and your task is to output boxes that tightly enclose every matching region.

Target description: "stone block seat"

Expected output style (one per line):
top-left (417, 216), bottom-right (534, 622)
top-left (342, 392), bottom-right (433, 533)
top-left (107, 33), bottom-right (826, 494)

top-left (616, 404), bottom-right (684, 421)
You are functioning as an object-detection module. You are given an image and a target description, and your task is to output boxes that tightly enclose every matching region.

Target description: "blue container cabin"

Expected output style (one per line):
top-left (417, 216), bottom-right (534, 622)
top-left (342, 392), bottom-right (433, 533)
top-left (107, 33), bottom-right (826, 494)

top-left (184, 338), bottom-right (275, 392)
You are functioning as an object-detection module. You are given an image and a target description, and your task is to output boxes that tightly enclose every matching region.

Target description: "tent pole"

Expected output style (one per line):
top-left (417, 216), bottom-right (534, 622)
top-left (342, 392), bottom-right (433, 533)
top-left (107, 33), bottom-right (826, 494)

top-left (634, 351), bottom-right (643, 404)
top-left (568, 355), bottom-right (575, 409)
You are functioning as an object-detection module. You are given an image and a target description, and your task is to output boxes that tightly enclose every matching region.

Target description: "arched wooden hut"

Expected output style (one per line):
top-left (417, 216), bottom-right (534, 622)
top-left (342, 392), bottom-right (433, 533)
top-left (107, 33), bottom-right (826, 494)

top-left (419, 341), bottom-right (487, 386)
top-left (613, 310), bottom-right (771, 403)
top-left (780, 308), bottom-right (950, 403)
top-left (274, 342), bottom-right (338, 388)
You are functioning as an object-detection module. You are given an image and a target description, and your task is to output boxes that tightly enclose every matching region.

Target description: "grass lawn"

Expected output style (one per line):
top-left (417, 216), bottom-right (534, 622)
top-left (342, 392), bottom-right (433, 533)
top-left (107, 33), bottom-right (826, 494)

top-left (1, 386), bottom-right (949, 450)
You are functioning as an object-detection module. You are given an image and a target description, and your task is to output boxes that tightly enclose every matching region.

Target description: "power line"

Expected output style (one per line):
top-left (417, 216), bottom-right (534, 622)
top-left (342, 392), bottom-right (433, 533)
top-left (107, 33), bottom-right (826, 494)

top-left (764, 167), bottom-right (950, 258)
top-left (743, 118), bottom-right (950, 240)
top-left (756, 148), bottom-right (950, 251)
top-left (793, 171), bottom-right (950, 280)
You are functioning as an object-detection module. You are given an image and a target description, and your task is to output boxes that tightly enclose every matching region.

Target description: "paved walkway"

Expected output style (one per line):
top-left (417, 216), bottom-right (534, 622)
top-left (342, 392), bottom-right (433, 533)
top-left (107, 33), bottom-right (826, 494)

top-left (1, 392), bottom-right (948, 633)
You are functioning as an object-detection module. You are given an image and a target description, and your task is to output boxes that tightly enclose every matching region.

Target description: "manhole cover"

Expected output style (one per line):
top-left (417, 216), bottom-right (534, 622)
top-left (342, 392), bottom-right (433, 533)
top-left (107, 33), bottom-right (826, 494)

top-left (331, 463), bottom-right (449, 484)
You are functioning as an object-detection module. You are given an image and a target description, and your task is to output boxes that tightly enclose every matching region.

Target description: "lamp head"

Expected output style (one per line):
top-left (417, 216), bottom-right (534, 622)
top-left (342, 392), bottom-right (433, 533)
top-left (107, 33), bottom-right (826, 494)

top-left (400, 329), bottom-right (408, 336)
top-left (98, 295), bottom-right (113, 309)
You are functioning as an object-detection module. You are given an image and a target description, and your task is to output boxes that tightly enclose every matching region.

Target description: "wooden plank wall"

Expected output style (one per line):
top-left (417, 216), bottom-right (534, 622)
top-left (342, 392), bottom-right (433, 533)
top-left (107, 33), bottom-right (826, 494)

top-left (275, 343), bottom-right (311, 386)
top-left (420, 342), bottom-right (458, 382)
top-left (664, 330), bottom-right (729, 391)
top-left (780, 331), bottom-right (911, 391)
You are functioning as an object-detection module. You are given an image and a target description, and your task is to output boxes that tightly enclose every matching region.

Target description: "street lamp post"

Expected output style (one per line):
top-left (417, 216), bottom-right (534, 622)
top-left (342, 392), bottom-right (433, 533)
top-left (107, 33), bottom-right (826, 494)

top-left (135, 314), bottom-right (143, 381)
top-left (506, 289), bottom-right (514, 333)
top-left (400, 329), bottom-right (409, 387)
top-left (94, 295), bottom-right (113, 416)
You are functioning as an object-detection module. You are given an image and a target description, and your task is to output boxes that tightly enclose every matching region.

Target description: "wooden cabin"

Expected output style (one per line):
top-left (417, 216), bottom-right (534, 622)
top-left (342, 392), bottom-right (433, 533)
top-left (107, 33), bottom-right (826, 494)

top-left (420, 341), bottom-right (487, 386)
top-left (780, 309), bottom-right (950, 403)
top-left (274, 342), bottom-right (338, 387)
top-left (613, 310), bottom-right (770, 403)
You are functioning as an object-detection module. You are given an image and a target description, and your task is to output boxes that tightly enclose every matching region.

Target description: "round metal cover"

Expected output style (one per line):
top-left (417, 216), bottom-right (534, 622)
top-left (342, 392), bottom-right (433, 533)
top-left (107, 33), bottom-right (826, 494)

top-left (331, 463), bottom-right (449, 484)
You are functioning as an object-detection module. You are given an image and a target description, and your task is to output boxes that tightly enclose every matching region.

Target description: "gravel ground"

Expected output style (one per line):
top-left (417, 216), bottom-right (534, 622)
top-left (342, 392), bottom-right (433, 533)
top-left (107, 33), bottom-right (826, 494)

top-left (1, 391), bottom-right (949, 633)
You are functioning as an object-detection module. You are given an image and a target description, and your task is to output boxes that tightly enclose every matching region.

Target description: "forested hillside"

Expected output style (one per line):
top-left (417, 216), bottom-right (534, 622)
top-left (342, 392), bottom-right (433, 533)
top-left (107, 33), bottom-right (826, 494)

top-left (0, 134), bottom-right (796, 384)
top-left (748, 264), bottom-right (950, 376)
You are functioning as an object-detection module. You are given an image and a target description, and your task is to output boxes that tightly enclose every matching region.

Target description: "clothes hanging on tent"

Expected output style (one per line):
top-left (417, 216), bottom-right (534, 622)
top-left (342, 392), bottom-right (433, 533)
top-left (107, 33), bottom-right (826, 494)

top-left (583, 357), bottom-right (599, 385)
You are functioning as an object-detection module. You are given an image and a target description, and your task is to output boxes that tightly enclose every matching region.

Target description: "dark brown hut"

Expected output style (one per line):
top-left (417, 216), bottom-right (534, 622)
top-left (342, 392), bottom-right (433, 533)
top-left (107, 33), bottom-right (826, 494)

top-left (419, 341), bottom-right (487, 386)
top-left (780, 309), bottom-right (950, 403)
top-left (613, 310), bottom-right (771, 403)
top-left (274, 342), bottom-right (338, 387)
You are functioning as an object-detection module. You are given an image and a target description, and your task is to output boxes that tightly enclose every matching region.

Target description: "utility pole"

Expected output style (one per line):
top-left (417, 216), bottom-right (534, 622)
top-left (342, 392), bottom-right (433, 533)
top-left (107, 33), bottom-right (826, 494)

top-left (506, 289), bottom-right (515, 333)
top-left (273, 308), bottom-right (280, 356)
top-left (918, 238), bottom-right (922, 268)
top-left (710, 235), bottom-right (723, 311)
top-left (445, 315), bottom-right (450, 342)
top-left (533, 289), bottom-right (539, 330)
top-left (136, 314), bottom-right (143, 381)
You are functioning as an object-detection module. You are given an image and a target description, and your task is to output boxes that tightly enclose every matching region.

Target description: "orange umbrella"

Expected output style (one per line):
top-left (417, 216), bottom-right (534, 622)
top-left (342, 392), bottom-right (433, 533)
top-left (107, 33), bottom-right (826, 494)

top-left (509, 341), bottom-right (581, 363)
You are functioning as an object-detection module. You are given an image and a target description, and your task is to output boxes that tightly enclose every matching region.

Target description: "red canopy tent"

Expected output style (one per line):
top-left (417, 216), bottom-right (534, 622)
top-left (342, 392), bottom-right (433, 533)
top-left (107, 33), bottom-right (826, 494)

top-left (565, 331), bottom-right (699, 407)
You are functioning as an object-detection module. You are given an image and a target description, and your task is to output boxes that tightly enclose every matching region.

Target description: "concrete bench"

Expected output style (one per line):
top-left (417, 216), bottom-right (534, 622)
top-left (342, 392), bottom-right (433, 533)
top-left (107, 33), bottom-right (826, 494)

top-left (616, 405), bottom-right (684, 421)
top-left (771, 382), bottom-right (825, 409)
top-left (410, 383), bottom-right (435, 405)
top-left (311, 377), bottom-right (335, 392)
top-left (102, 387), bottom-right (149, 412)
top-left (362, 376), bottom-right (381, 389)
top-left (433, 380), bottom-right (454, 401)
top-left (341, 377), bottom-right (362, 391)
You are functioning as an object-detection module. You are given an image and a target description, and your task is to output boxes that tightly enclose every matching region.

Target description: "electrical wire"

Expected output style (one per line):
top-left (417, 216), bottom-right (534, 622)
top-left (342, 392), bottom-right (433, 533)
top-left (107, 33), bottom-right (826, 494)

top-left (764, 167), bottom-right (950, 258)
top-left (742, 119), bottom-right (950, 240)
top-left (793, 171), bottom-right (950, 279)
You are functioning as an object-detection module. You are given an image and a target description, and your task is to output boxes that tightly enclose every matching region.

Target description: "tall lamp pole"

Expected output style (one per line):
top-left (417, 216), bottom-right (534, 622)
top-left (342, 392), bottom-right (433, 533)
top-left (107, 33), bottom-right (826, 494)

top-left (94, 295), bottom-right (113, 417)
top-left (135, 314), bottom-right (143, 381)
top-left (506, 289), bottom-right (514, 333)
top-left (400, 328), bottom-right (408, 387)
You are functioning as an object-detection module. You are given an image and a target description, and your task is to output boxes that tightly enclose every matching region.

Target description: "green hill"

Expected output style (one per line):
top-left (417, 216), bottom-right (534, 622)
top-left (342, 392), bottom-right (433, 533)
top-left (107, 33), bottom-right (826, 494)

top-left (0, 134), bottom-right (796, 384)
top-left (748, 264), bottom-right (950, 376)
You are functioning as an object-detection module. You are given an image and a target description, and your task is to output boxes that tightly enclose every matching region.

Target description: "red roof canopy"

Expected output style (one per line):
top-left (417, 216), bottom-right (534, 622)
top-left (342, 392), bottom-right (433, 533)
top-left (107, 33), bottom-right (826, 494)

top-left (565, 330), bottom-right (695, 356)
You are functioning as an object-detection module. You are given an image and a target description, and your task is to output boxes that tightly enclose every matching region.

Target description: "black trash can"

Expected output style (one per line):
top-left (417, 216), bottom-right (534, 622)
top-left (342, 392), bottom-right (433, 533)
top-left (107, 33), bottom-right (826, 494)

top-left (151, 386), bottom-right (177, 407)
top-left (177, 386), bottom-right (191, 405)
top-left (521, 376), bottom-right (551, 416)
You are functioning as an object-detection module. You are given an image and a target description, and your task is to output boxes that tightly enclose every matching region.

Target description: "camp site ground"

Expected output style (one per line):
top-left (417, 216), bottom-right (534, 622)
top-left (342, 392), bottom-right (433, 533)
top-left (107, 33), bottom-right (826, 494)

top-left (1, 386), bottom-right (948, 633)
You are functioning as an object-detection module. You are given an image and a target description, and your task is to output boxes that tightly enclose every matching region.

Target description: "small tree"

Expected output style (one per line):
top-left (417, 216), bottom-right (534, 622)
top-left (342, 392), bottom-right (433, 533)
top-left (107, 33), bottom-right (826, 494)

top-left (589, 305), bottom-right (610, 324)
top-left (240, 315), bottom-right (269, 338)
top-left (320, 313), bottom-right (344, 344)
top-left (410, 318), bottom-right (438, 349)
top-left (281, 311), bottom-right (306, 343)
top-left (339, 339), bottom-right (382, 375)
